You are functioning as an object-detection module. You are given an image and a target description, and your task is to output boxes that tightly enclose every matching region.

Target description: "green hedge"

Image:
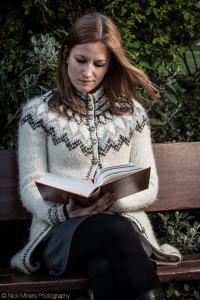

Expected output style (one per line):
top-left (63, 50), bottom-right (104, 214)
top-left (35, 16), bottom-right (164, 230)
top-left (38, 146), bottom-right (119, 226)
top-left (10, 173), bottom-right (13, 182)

top-left (0, 0), bottom-right (200, 147)
top-left (0, 1), bottom-right (200, 299)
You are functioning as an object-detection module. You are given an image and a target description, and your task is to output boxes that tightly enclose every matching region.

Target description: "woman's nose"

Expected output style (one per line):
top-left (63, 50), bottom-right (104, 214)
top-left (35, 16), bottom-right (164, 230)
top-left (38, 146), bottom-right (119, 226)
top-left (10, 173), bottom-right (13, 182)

top-left (82, 64), bottom-right (93, 77)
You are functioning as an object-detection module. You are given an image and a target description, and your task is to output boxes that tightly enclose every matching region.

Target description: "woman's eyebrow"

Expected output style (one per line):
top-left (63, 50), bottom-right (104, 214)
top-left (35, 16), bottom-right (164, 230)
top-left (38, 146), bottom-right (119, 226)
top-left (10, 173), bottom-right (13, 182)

top-left (75, 54), bottom-right (107, 62)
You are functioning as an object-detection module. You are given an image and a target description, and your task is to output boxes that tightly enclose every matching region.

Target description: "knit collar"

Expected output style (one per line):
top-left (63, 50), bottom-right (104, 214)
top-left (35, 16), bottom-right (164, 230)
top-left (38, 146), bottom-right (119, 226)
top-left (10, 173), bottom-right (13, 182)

top-left (73, 85), bottom-right (106, 110)
top-left (73, 84), bottom-right (104, 98)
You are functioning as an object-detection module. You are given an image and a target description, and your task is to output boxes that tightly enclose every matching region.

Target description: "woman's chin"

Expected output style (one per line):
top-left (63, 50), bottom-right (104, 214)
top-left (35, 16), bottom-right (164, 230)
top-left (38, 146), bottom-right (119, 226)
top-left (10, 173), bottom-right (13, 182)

top-left (74, 82), bottom-right (102, 94)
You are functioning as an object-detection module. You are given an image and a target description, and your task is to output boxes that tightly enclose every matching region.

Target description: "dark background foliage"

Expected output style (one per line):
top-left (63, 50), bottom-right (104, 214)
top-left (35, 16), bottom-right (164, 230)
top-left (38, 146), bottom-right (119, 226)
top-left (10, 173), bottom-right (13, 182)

top-left (0, 1), bottom-right (200, 299)
top-left (0, 0), bottom-right (200, 148)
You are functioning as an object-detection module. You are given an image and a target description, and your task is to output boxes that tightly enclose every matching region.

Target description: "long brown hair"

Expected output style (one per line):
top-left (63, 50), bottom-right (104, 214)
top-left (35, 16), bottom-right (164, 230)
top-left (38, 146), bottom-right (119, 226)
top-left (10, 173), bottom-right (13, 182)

top-left (48, 13), bottom-right (159, 117)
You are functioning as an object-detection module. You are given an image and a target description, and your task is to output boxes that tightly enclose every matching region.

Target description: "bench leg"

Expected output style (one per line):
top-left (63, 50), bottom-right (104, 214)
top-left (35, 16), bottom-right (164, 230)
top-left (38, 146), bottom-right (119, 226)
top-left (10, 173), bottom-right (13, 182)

top-left (135, 287), bottom-right (167, 300)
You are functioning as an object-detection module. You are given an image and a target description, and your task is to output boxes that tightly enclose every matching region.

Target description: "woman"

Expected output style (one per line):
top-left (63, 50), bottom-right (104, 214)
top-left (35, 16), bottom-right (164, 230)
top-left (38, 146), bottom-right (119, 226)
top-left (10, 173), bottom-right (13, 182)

top-left (11, 13), bottom-right (181, 300)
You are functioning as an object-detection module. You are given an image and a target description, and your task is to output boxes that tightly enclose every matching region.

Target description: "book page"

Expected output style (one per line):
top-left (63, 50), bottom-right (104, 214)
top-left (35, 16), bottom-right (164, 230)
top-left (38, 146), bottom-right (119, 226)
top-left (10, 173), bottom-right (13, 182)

top-left (94, 164), bottom-right (142, 187)
top-left (98, 170), bottom-right (138, 185)
top-left (36, 172), bottom-right (95, 197)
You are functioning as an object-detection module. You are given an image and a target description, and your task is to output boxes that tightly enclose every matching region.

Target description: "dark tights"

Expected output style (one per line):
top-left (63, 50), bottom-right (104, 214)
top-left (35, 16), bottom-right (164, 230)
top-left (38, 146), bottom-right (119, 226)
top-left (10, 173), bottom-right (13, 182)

top-left (66, 214), bottom-right (161, 300)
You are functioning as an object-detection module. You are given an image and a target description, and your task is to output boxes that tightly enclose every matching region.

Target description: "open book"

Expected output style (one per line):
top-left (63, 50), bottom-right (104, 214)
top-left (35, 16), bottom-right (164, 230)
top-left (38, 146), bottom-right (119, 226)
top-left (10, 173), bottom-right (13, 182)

top-left (35, 164), bottom-right (151, 207)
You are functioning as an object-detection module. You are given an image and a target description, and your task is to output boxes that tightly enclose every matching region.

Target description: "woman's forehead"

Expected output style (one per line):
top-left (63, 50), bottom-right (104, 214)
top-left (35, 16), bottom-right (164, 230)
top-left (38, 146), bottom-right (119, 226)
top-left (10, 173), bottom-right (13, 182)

top-left (70, 42), bottom-right (110, 59)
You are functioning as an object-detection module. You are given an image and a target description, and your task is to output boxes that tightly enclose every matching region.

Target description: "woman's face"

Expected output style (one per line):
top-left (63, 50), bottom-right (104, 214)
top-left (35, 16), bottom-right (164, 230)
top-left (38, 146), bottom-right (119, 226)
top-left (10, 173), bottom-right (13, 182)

top-left (66, 42), bottom-right (110, 93)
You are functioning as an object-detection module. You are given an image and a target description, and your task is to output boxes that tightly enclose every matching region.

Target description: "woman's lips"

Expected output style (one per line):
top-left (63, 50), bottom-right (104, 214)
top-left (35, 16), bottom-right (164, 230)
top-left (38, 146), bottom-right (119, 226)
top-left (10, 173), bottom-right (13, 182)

top-left (80, 80), bottom-right (93, 84)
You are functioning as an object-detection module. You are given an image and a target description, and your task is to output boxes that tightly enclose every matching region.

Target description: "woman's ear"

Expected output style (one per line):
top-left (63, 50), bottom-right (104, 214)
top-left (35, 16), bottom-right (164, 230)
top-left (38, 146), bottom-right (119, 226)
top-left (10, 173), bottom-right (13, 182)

top-left (63, 45), bottom-right (69, 63)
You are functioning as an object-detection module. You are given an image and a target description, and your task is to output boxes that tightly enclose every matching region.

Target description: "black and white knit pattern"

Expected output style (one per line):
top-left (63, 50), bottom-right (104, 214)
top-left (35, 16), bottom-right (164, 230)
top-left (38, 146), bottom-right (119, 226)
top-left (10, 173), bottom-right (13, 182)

top-left (21, 88), bottom-right (149, 157)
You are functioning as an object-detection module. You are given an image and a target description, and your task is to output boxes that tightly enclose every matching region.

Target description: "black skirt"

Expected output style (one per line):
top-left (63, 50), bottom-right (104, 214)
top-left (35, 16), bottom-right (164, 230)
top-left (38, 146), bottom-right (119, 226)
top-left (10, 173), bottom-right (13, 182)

top-left (35, 213), bottom-right (153, 276)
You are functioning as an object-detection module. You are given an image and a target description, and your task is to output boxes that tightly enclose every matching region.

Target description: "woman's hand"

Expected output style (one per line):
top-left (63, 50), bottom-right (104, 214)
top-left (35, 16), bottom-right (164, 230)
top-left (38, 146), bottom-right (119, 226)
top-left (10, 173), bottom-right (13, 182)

top-left (65, 192), bottom-right (116, 218)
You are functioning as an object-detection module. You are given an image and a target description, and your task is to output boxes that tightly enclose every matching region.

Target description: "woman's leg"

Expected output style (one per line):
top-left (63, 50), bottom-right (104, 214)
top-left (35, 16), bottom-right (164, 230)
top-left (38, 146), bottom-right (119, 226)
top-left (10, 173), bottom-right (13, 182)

top-left (67, 214), bottom-right (162, 300)
top-left (87, 254), bottom-right (122, 300)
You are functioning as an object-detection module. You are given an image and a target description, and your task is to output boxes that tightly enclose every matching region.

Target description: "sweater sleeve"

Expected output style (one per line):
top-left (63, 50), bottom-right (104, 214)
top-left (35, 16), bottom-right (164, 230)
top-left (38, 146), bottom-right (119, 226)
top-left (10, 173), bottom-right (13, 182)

top-left (109, 102), bottom-right (158, 213)
top-left (18, 100), bottom-right (66, 225)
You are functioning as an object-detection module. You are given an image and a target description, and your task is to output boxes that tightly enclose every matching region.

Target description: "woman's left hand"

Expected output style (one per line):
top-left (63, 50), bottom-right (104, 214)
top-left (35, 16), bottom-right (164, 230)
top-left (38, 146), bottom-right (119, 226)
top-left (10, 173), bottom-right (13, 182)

top-left (65, 191), bottom-right (116, 218)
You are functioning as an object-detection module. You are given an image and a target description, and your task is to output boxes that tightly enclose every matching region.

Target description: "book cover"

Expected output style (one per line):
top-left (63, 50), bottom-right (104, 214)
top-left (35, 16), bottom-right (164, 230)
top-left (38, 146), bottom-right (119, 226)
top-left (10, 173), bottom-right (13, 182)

top-left (35, 165), bottom-right (151, 207)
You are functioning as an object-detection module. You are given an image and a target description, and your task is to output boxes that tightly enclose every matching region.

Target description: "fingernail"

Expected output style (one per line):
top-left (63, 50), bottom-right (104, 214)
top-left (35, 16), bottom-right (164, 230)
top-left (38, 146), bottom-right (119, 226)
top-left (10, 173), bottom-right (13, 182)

top-left (106, 192), bottom-right (110, 197)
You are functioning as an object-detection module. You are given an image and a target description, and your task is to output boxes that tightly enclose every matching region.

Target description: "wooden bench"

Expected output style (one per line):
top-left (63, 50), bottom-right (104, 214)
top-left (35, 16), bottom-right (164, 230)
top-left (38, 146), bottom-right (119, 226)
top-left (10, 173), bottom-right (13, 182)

top-left (0, 142), bottom-right (200, 293)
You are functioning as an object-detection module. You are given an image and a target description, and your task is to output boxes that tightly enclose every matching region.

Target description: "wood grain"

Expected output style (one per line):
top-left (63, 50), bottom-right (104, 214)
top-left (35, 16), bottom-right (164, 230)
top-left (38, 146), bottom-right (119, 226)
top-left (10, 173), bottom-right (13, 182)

top-left (0, 253), bottom-right (200, 292)
top-left (1, 142), bottom-right (200, 219)
top-left (0, 150), bottom-right (30, 220)
top-left (147, 142), bottom-right (200, 211)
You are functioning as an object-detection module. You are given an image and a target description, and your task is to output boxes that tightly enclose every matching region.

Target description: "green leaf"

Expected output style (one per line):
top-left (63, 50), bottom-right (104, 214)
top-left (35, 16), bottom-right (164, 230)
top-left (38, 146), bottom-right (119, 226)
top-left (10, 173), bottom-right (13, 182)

top-left (167, 84), bottom-right (177, 94)
top-left (150, 118), bottom-right (165, 125)
top-left (178, 221), bottom-right (190, 227)
top-left (175, 211), bottom-right (180, 221)
top-left (158, 213), bottom-right (167, 222)
top-left (150, 0), bottom-right (156, 6)
top-left (146, 8), bottom-right (152, 16)
top-left (121, 7), bottom-right (127, 15)
top-left (181, 211), bottom-right (189, 219)
top-left (179, 88), bottom-right (187, 93)
top-left (166, 283), bottom-right (177, 298)
top-left (157, 65), bottom-right (169, 75)
top-left (168, 226), bottom-right (174, 235)
top-left (18, 67), bottom-right (39, 77)
top-left (22, 2), bottom-right (30, 8)
top-left (9, 90), bottom-right (18, 103)
top-left (161, 124), bottom-right (167, 133)
top-left (24, 8), bottom-right (30, 15)
top-left (39, 83), bottom-right (51, 91)
top-left (155, 109), bottom-right (166, 118)
top-left (194, 221), bottom-right (199, 229)
top-left (7, 114), bottom-right (15, 121)
top-left (144, 44), bottom-right (152, 55)
top-left (152, 36), bottom-right (169, 46)
top-left (165, 91), bottom-right (177, 104)
top-left (184, 284), bottom-right (189, 291)
top-left (31, 36), bottom-right (38, 46)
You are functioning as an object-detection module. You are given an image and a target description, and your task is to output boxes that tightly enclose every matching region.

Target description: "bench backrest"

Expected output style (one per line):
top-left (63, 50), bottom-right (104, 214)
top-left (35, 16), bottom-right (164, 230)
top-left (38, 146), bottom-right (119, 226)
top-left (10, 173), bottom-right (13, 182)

top-left (0, 142), bottom-right (200, 221)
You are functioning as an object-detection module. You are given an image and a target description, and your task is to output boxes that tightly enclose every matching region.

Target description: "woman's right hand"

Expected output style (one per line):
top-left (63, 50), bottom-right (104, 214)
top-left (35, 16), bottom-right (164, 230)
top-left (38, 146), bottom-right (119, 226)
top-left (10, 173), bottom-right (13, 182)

top-left (65, 192), bottom-right (116, 218)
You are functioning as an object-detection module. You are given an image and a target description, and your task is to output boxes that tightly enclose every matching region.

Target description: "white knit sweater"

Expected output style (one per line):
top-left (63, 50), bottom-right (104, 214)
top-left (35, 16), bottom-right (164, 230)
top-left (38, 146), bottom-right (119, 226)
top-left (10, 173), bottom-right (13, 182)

top-left (11, 87), bottom-right (181, 274)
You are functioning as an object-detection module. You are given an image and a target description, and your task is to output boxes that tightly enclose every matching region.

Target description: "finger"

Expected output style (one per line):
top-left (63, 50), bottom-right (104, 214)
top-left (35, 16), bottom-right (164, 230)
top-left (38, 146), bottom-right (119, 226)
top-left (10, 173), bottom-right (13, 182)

top-left (97, 192), bottom-right (116, 205)
top-left (109, 193), bottom-right (116, 201)
top-left (98, 192), bottom-right (111, 202)
top-left (91, 193), bottom-right (116, 214)
top-left (101, 195), bottom-right (116, 211)
top-left (91, 192), bottom-right (110, 210)
top-left (68, 197), bottom-right (77, 206)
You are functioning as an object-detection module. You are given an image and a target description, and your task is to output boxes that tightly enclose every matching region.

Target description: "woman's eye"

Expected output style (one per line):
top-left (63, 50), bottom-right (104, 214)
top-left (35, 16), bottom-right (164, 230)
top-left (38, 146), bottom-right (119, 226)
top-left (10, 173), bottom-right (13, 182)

top-left (94, 63), bottom-right (106, 67)
top-left (75, 59), bottom-right (106, 67)
top-left (76, 59), bottom-right (86, 64)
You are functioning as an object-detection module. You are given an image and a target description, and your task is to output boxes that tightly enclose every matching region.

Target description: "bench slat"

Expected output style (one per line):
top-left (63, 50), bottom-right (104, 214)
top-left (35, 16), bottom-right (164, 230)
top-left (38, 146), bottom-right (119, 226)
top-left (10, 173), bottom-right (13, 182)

top-left (158, 262), bottom-right (200, 283)
top-left (1, 142), bottom-right (200, 219)
top-left (147, 142), bottom-right (200, 212)
top-left (0, 254), bottom-right (200, 292)
top-left (0, 269), bottom-right (90, 292)
top-left (0, 150), bottom-right (30, 220)
top-left (1, 142), bottom-right (200, 220)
